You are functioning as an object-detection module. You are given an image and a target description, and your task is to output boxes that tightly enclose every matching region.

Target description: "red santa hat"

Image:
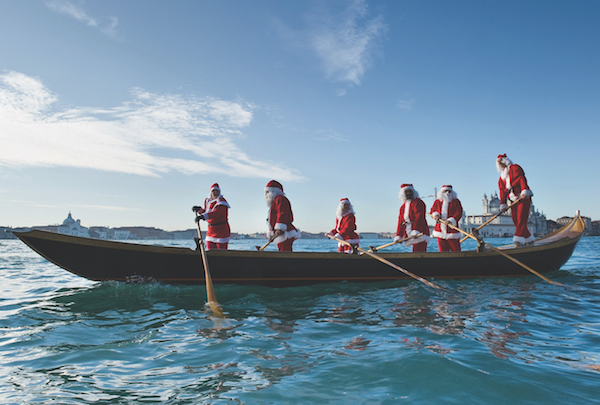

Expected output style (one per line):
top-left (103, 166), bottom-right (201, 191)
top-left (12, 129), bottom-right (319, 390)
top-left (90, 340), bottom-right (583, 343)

top-left (437, 185), bottom-right (457, 200)
top-left (399, 184), bottom-right (419, 201)
top-left (265, 180), bottom-right (284, 192)
top-left (210, 183), bottom-right (220, 192)
top-left (266, 180), bottom-right (283, 190)
top-left (340, 198), bottom-right (350, 204)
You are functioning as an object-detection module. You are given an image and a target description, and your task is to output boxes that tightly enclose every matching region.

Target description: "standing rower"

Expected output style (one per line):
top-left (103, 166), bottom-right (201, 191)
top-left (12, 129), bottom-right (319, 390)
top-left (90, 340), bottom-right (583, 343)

top-left (327, 198), bottom-right (360, 253)
top-left (395, 184), bottom-right (430, 252)
top-left (264, 180), bottom-right (300, 251)
top-left (430, 185), bottom-right (463, 252)
top-left (497, 154), bottom-right (534, 245)
top-left (192, 183), bottom-right (231, 250)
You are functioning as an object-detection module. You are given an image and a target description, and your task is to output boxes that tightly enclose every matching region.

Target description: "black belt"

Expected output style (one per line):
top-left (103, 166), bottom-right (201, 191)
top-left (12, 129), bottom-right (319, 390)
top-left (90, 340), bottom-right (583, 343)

top-left (208, 221), bottom-right (228, 227)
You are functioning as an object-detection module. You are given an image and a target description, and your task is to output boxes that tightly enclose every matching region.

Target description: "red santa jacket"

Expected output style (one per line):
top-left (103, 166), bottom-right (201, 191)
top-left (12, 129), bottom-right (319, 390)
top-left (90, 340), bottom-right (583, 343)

top-left (330, 213), bottom-right (360, 244)
top-left (498, 164), bottom-right (533, 204)
top-left (201, 196), bottom-right (231, 243)
top-left (430, 198), bottom-right (463, 240)
top-left (396, 198), bottom-right (430, 246)
top-left (268, 195), bottom-right (300, 244)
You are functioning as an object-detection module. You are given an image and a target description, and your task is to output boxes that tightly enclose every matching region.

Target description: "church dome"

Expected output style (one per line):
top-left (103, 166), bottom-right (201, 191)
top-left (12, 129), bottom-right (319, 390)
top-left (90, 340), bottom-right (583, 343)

top-left (62, 212), bottom-right (76, 226)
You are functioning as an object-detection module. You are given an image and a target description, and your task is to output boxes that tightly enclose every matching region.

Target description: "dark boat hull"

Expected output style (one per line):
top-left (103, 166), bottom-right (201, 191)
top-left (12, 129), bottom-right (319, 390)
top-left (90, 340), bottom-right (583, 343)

top-left (13, 214), bottom-right (584, 287)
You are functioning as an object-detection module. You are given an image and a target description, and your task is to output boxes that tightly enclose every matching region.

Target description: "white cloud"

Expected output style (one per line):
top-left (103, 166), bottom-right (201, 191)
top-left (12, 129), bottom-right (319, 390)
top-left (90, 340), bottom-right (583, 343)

top-left (397, 96), bottom-right (416, 111)
top-left (314, 130), bottom-right (350, 143)
top-left (307, 0), bottom-right (387, 87)
top-left (0, 71), bottom-right (303, 181)
top-left (74, 204), bottom-right (140, 212)
top-left (44, 0), bottom-right (121, 40)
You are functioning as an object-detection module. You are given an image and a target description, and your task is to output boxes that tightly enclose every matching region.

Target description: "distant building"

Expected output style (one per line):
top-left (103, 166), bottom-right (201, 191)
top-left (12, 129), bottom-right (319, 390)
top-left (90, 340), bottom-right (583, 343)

top-left (172, 229), bottom-right (197, 240)
top-left (90, 227), bottom-right (132, 240)
top-left (546, 219), bottom-right (558, 234)
top-left (57, 213), bottom-right (90, 237)
top-left (359, 232), bottom-right (380, 239)
top-left (593, 221), bottom-right (600, 236)
top-left (461, 192), bottom-right (547, 238)
top-left (113, 226), bottom-right (170, 239)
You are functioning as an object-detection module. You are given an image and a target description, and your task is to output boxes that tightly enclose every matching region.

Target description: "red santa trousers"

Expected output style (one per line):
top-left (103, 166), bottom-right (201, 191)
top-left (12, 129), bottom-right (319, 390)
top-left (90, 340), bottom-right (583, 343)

top-left (512, 198), bottom-right (532, 239)
top-left (207, 242), bottom-right (228, 250)
top-left (437, 238), bottom-right (461, 252)
top-left (277, 239), bottom-right (295, 252)
top-left (412, 241), bottom-right (428, 252)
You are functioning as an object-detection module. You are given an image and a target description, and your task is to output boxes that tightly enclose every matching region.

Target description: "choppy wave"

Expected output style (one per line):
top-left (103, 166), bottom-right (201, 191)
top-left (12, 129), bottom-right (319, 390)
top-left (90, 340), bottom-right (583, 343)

top-left (1, 237), bottom-right (600, 404)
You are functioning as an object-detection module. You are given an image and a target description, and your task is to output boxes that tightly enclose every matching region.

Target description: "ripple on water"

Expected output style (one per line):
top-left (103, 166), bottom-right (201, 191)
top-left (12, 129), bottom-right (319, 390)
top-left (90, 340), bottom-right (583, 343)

top-left (2, 238), bottom-right (600, 403)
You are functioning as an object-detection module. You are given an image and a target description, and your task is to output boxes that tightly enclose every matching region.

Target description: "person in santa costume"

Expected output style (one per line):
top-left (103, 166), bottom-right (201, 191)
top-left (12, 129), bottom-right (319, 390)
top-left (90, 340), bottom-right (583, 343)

top-left (395, 184), bottom-right (430, 252)
top-left (264, 180), bottom-right (301, 251)
top-left (497, 154), bottom-right (534, 245)
top-left (327, 198), bottom-right (360, 253)
top-left (192, 183), bottom-right (231, 250)
top-left (430, 185), bottom-right (463, 252)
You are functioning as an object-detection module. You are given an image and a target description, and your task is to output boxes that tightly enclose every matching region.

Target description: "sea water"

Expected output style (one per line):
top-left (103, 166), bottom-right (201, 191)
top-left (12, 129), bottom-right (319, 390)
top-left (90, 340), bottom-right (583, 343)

top-left (1, 236), bottom-right (600, 404)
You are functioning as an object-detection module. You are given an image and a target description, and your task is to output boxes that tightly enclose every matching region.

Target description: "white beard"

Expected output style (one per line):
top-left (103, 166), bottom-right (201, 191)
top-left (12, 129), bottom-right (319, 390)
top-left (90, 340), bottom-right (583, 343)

top-left (440, 193), bottom-right (453, 204)
top-left (398, 188), bottom-right (419, 203)
top-left (336, 204), bottom-right (354, 218)
top-left (265, 189), bottom-right (283, 207)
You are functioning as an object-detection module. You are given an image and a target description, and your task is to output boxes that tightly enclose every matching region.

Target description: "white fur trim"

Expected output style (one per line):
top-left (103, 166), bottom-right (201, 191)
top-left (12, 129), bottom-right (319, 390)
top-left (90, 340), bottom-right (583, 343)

top-left (404, 234), bottom-right (430, 247)
top-left (206, 235), bottom-right (230, 243)
top-left (513, 234), bottom-right (535, 244)
top-left (447, 218), bottom-right (457, 226)
top-left (273, 229), bottom-right (301, 245)
top-left (521, 189), bottom-right (533, 198)
top-left (274, 223), bottom-right (287, 231)
top-left (433, 230), bottom-right (460, 240)
top-left (265, 187), bottom-right (284, 195)
top-left (338, 238), bottom-right (360, 248)
top-left (204, 197), bottom-right (231, 212)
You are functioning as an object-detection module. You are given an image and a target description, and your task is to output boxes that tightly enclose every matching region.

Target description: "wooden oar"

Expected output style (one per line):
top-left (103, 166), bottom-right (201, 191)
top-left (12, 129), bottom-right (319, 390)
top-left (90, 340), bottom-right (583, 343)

top-left (195, 219), bottom-right (225, 317)
top-left (430, 214), bottom-right (564, 287)
top-left (460, 198), bottom-right (523, 243)
top-left (256, 234), bottom-right (277, 251)
top-left (369, 233), bottom-right (424, 252)
top-left (325, 233), bottom-right (445, 291)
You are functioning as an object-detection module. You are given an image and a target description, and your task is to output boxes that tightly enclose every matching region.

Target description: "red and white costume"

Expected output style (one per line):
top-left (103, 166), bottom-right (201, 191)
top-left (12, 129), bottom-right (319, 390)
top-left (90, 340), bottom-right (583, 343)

top-left (265, 180), bottom-right (301, 251)
top-left (497, 154), bottom-right (534, 245)
top-left (329, 198), bottom-right (360, 253)
top-left (395, 184), bottom-right (430, 252)
top-left (195, 183), bottom-right (231, 250)
top-left (430, 185), bottom-right (463, 252)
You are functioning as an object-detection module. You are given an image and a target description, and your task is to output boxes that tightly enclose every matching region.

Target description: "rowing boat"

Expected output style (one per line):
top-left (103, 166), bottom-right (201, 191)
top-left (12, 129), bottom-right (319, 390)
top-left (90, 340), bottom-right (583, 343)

top-left (13, 212), bottom-right (585, 287)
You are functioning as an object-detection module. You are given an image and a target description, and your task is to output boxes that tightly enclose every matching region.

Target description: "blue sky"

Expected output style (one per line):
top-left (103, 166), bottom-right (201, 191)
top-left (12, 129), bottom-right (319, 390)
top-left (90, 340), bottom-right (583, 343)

top-left (1, 0), bottom-right (599, 234)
